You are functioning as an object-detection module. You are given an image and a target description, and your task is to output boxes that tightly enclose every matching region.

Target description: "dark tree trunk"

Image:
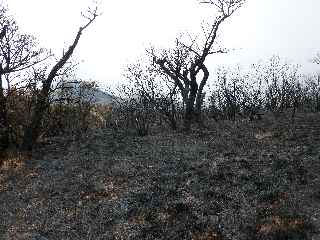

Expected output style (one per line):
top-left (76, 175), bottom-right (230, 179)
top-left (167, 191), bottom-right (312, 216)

top-left (183, 70), bottom-right (198, 130)
top-left (0, 98), bottom-right (8, 153)
top-left (195, 64), bottom-right (209, 122)
top-left (21, 28), bottom-right (84, 151)
top-left (0, 73), bottom-right (9, 154)
top-left (169, 103), bottom-right (177, 130)
top-left (21, 90), bottom-right (49, 151)
top-left (21, 8), bottom-right (98, 151)
top-left (184, 99), bottom-right (194, 130)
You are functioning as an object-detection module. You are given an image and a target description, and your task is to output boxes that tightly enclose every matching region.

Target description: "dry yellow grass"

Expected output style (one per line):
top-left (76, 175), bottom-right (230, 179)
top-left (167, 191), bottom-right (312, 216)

top-left (192, 230), bottom-right (222, 240)
top-left (257, 215), bottom-right (306, 235)
top-left (0, 150), bottom-right (31, 171)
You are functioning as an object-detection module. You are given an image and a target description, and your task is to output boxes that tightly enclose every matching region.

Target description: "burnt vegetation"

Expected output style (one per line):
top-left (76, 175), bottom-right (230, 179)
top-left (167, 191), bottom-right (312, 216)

top-left (1, 1), bottom-right (320, 239)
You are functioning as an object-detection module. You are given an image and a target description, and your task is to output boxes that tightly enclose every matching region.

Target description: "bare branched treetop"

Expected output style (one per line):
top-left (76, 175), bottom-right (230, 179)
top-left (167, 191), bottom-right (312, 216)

top-left (197, 0), bottom-right (246, 61)
top-left (200, 0), bottom-right (245, 16)
top-left (0, 7), bottom-right (49, 77)
top-left (153, 0), bottom-right (246, 74)
top-left (313, 53), bottom-right (320, 65)
top-left (45, 2), bottom-right (101, 87)
top-left (80, 1), bottom-right (102, 31)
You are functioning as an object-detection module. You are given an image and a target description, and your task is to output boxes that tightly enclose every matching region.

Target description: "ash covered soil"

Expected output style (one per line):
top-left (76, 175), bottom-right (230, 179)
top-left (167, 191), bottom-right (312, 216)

top-left (1, 113), bottom-right (320, 240)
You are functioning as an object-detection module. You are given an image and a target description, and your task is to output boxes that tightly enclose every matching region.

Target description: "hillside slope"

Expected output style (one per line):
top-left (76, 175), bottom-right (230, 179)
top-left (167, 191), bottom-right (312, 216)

top-left (1, 113), bottom-right (320, 240)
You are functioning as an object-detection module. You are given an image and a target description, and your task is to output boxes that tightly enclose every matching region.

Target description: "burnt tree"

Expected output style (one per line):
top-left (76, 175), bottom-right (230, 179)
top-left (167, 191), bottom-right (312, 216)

top-left (21, 5), bottom-right (99, 151)
top-left (0, 7), bottom-right (46, 152)
top-left (152, 0), bottom-right (245, 130)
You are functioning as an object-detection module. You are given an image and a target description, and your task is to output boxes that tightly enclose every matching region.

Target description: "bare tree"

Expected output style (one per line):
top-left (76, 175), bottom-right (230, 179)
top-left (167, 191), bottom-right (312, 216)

top-left (152, 0), bottom-right (245, 130)
top-left (0, 7), bottom-right (47, 152)
top-left (21, 5), bottom-right (100, 151)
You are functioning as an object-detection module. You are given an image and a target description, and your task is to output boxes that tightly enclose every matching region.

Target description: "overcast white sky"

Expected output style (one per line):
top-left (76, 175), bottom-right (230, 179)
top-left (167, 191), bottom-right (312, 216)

top-left (5, 0), bottom-right (320, 87)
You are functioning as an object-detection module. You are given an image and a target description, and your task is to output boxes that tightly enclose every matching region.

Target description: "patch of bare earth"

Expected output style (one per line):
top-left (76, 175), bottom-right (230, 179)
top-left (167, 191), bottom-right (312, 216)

top-left (1, 113), bottom-right (320, 239)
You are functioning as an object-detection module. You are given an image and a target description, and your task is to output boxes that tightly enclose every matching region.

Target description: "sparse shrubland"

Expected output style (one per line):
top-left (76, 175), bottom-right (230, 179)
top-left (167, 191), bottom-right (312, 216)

top-left (1, 1), bottom-right (320, 240)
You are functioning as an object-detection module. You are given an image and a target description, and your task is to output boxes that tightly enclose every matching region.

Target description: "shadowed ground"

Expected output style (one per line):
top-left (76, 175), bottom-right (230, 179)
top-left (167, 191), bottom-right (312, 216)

top-left (1, 113), bottom-right (320, 240)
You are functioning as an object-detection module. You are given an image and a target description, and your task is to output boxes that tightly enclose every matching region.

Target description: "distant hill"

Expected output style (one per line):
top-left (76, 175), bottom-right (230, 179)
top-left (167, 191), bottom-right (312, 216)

top-left (51, 81), bottom-right (116, 105)
top-left (91, 88), bottom-right (115, 105)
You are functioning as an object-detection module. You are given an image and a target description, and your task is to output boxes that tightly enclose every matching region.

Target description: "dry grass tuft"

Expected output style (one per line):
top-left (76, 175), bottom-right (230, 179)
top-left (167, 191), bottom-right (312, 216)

top-left (0, 150), bottom-right (31, 171)
top-left (192, 229), bottom-right (222, 240)
top-left (256, 215), bottom-right (308, 239)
